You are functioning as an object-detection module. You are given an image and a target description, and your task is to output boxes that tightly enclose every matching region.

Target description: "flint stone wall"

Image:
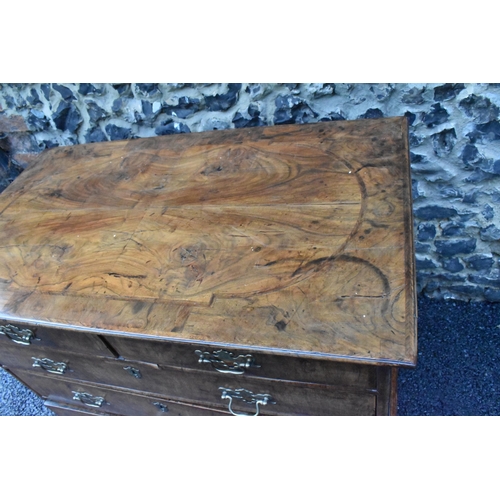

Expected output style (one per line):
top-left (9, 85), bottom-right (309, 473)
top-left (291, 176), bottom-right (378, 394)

top-left (1, 83), bottom-right (499, 302)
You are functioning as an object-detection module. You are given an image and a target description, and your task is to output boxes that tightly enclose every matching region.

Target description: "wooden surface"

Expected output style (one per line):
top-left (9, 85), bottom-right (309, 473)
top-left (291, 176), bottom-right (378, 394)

top-left (10, 367), bottom-right (377, 416)
top-left (0, 118), bottom-right (416, 366)
top-left (10, 369), bottom-right (231, 416)
top-left (44, 400), bottom-right (107, 416)
top-left (104, 334), bottom-right (380, 387)
top-left (0, 318), bottom-right (114, 357)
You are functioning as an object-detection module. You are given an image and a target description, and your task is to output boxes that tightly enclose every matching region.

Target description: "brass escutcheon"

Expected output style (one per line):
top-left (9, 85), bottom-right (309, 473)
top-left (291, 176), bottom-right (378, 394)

top-left (153, 402), bottom-right (169, 413)
top-left (123, 366), bottom-right (142, 379)
top-left (32, 357), bottom-right (68, 375)
top-left (0, 324), bottom-right (36, 345)
top-left (195, 349), bottom-right (259, 374)
top-left (72, 391), bottom-right (106, 408)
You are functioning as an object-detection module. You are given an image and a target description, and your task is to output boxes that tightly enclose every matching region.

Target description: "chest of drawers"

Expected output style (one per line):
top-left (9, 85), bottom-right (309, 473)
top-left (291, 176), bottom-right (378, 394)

top-left (0, 117), bottom-right (416, 416)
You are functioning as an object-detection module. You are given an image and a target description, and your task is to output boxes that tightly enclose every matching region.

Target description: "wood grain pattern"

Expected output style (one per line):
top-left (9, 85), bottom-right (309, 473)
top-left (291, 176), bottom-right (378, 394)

top-left (0, 118), bottom-right (416, 366)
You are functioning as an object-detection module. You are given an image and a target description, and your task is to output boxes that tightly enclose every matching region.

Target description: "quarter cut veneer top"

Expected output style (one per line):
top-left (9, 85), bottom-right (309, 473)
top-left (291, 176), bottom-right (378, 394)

top-left (0, 118), bottom-right (416, 366)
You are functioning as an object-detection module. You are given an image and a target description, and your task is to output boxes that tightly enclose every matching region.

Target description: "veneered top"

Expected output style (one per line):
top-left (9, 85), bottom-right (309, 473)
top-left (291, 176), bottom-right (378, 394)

top-left (0, 118), bottom-right (416, 365)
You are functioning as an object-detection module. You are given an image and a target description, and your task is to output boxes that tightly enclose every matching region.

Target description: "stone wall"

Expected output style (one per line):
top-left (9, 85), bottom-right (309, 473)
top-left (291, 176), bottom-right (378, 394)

top-left (1, 83), bottom-right (499, 302)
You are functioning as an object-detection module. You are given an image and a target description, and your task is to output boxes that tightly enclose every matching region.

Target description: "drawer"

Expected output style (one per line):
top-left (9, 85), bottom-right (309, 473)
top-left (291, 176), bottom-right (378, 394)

top-left (182, 372), bottom-right (377, 416)
top-left (1, 346), bottom-right (373, 414)
top-left (44, 400), bottom-right (108, 416)
top-left (0, 343), bottom-right (167, 392)
top-left (9, 356), bottom-right (377, 415)
top-left (10, 369), bottom-right (230, 416)
top-left (0, 319), bottom-right (114, 358)
top-left (105, 334), bottom-right (378, 389)
top-left (5, 345), bottom-right (379, 415)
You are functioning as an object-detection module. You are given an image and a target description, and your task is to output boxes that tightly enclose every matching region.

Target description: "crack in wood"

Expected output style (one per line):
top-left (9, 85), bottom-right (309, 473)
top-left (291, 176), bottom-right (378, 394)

top-left (107, 273), bottom-right (147, 279)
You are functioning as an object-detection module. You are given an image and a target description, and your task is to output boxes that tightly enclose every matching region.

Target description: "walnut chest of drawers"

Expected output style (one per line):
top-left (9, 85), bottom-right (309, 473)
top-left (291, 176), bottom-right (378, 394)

top-left (0, 117), bottom-right (417, 416)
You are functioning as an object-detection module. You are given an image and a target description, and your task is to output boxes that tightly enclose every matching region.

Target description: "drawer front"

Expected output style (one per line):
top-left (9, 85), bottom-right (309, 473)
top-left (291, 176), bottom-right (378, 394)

top-left (0, 319), bottom-right (114, 358)
top-left (9, 351), bottom-right (376, 415)
top-left (183, 371), bottom-right (377, 416)
top-left (105, 335), bottom-right (378, 389)
top-left (0, 343), bottom-right (166, 392)
top-left (210, 379), bottom-right (376, 416)
top-left (45, 400), bottom-right (107, 416)
top-left (0, 344), bottom-right (376, 415)
top-left (11, 369), bottom-right (230, 416)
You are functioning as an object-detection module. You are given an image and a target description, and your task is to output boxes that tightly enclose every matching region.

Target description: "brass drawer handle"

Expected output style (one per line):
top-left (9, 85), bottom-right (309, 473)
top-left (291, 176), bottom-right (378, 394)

top-left (0, 324), bottom-right (36, 346)
top-left (195, 349), bottom-right (260, 374)
top-left (32, 357), bottom-right (68, 375)
top-left (123, 366), bottom-right (142, 379)
top-left (72, 391), bottom-right (106, 408)
top-left (153, 402), bottom-right (169, 413)
top-left (219, 387), bottom-right (275, 417)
